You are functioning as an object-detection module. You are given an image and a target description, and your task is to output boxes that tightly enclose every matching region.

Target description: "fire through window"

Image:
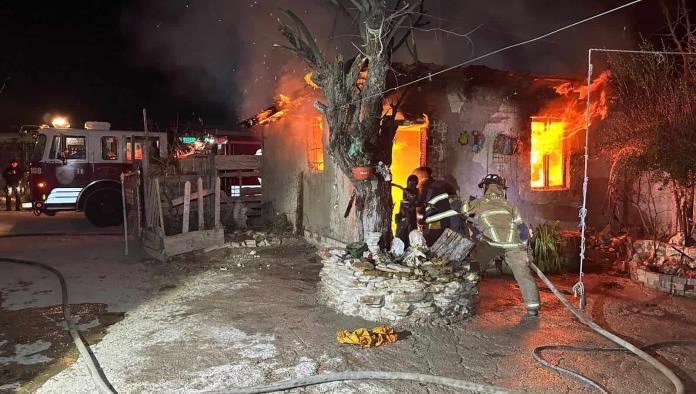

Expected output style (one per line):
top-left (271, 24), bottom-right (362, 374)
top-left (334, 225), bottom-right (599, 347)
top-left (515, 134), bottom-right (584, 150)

top-left (530, 117), bottom-right (566, 189)
top-left (307, 116), bottom-right (325, 173)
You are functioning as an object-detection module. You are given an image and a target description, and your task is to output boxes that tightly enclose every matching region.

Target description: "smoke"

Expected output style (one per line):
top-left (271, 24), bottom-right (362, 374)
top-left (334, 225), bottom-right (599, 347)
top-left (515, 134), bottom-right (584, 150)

top-left (122, 0), bottom-right (639, 123)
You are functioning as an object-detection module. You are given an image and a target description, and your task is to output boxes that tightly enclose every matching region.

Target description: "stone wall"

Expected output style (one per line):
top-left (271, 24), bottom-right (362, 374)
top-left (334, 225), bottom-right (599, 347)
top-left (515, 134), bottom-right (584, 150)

top-left (317, 249), bottom-right (480, 326)
top-left (629, 240), bottom-right (696, 297)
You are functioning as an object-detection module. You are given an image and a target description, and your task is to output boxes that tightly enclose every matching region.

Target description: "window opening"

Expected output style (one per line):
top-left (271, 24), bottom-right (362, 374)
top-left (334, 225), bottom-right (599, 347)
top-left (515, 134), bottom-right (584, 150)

top-left (102, 136), bottom-right (119, 160)
top-left (64, 136), bottom-right (86, 160)
top-left (307, 116), bottom-right (325, 173)
top-left (530, 117), bottom-right (566, 190)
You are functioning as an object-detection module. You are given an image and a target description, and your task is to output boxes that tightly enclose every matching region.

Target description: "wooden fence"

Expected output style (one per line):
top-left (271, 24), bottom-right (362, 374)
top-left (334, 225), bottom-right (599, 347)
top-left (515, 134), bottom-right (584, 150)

top-left (122, 170), bottom-right (225, 261)
top-left (179, 155), bottom-right (264, 224)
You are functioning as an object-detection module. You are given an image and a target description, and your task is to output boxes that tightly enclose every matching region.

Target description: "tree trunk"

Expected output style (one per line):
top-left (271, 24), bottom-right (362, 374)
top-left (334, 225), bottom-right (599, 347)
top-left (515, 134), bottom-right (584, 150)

top-left (354, 177), bottom-right (392, 245)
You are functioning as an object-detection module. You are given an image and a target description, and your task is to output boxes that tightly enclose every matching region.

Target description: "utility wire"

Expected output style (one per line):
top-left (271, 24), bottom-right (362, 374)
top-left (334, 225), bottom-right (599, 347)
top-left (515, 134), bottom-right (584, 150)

top-left (338, 0), bottom-right (643, 109)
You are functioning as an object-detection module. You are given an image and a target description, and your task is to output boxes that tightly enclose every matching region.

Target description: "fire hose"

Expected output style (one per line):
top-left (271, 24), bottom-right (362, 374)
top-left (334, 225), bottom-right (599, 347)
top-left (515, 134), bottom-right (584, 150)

top-left (0, 257), bottom-right (116, 394)
top-left (1, 235), bottom-right (694, 394)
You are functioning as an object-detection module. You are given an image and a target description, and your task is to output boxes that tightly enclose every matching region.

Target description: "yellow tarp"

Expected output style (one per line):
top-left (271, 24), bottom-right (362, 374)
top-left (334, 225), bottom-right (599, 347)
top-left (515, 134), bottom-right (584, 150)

top-left (336, 326), bottom-right (398, 349)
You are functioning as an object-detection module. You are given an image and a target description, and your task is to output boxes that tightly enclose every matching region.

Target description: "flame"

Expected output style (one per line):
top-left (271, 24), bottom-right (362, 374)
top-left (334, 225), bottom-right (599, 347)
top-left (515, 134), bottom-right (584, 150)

top-left (240, 94), bottom-right (291, 128)
top-left (530, 71), bottom-right (610, 189)
top-left (537, 70), bottom-right (610, 137)
top-left (530, 118), bottom-right (565, 189)
top-left (307, 116), bottom-right (325, 172)
top-left (391, 115), bottom-right (429, 231)
top-left (304, 72), bottom-right (319, 89)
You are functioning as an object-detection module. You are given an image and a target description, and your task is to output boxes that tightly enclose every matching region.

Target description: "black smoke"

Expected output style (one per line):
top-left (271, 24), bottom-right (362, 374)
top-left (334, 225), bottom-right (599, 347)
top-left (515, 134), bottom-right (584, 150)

top-left (123, 0), bottom-right (656, 121)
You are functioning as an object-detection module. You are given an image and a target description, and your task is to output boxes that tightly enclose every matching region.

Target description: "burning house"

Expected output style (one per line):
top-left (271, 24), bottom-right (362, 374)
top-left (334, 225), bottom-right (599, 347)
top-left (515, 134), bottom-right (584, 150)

top-left (247, 64), bottom-right (619, 246)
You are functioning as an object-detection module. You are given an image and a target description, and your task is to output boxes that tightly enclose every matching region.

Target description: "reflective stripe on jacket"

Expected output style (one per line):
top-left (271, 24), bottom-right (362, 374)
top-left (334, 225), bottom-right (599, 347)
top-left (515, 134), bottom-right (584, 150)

top-left (462, 193), bottom-right (525, 249)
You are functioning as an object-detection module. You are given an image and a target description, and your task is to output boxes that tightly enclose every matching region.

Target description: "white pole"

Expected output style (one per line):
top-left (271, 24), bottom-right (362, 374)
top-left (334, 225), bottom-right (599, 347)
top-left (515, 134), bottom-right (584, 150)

top-left (574, 49), bottom-right (593, 310)
top-left (120, 173), bottom-right (129, 255)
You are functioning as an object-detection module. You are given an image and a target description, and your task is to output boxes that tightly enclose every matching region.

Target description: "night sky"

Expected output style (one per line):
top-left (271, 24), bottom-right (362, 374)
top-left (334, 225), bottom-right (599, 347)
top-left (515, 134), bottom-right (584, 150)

top-left (0, 0), bottom-right (670, 131)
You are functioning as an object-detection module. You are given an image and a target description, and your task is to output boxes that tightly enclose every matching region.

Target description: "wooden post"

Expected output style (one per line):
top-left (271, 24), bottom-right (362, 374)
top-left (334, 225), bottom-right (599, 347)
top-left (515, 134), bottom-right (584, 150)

top-left (182, 181), bottom-right (191, 233)
top-left (214, 176), bottom-right (221, 228)
top-left (198, 177), bottom-right (205, 230)
top-left (120, 173), bottom-right (129, 255)
top-left (136, 169), bottom-right (142, 238)
top-left (142, 108), bottom-right (150, 177)
top-left (154, 178), bottom-right (165, 236)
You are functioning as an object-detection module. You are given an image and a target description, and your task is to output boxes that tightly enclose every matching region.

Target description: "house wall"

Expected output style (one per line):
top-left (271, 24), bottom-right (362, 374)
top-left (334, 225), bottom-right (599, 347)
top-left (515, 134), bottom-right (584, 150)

top-left (440, 88), bottom-right (612, 230)
top-left (260, 123), bottom-right (304, 230)
top-left (261, 119), bottom-right (359, 245)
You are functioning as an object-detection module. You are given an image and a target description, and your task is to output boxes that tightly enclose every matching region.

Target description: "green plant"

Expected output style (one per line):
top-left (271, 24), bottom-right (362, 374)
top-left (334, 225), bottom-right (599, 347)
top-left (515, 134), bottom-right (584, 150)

top-left (531, 221), bottom-right (565, 274)
top-left (271, 213), bottom-right (293, 234)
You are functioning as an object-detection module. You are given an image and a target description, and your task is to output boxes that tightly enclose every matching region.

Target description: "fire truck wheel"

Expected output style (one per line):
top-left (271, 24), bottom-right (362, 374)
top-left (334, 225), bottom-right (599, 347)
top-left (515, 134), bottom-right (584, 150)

top-left (84, 188), bottom-right (123, 227)
top-left (44, 211), bottom-right (56, 217)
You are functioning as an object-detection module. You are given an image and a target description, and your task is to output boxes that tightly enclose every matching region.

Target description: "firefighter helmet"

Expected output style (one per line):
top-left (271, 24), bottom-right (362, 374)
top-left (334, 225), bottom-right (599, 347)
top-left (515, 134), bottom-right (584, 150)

top-left (478, 174), bottom-right (507, 189)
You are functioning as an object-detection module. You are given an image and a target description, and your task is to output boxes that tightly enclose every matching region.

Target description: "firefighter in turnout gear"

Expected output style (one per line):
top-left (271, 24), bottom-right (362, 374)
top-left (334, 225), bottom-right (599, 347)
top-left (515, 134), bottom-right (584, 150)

top-left (464, 174), bottom-right (540, 316)
top-left (412, 167), bottom-right (456, 246)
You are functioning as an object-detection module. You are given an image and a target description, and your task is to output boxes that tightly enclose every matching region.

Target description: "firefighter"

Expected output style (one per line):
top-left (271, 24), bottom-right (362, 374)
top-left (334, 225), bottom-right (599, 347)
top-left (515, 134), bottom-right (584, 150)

top-left (394, 175), bottom-right (419, 247)
top-left (412, 167), bottom-right (456, 246)
top-left (2, 159), bottom-right (24, 211)
top-left (464, 174), bottom-right (540, 316)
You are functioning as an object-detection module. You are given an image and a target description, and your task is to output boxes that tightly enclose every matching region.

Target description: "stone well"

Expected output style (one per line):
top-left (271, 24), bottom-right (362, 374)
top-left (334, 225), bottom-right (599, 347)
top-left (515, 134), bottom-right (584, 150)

top-left (317, 249), bottom-right (480, 325)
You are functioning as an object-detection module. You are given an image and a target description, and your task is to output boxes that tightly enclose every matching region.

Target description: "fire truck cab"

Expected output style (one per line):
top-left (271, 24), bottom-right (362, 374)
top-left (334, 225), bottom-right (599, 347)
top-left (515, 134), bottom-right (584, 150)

top-left (29, 122), bottom-right (167, 227)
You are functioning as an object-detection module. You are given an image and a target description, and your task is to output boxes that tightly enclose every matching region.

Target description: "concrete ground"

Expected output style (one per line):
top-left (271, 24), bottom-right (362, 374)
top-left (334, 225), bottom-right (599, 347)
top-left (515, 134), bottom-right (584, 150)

top-left (1, 211), bottom-right (696, 393)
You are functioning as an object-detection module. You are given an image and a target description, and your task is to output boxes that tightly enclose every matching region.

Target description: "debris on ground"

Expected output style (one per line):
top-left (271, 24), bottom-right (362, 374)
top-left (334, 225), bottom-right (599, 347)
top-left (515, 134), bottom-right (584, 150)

top-left (631, 239), bottom-right (696, 278)
top-left (336, 326), bottom-right (398, 348)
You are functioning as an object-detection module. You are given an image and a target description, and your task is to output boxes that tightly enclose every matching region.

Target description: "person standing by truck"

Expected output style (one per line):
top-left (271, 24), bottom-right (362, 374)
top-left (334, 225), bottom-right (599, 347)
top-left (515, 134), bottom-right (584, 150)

top-left (3, 159), bottom-right (24, 211)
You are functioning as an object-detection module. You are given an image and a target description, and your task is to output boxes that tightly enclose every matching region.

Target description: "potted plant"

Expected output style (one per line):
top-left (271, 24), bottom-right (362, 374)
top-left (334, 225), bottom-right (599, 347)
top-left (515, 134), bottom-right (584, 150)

top-left (351, 157), bottom-right (373, 181)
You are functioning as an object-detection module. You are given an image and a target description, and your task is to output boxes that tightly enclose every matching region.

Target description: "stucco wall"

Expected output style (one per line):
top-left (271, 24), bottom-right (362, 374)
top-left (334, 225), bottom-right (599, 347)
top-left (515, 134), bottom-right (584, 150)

top-left (261, 117), bottom-right (360, 245)
top-left (260, 123), bottom-right (304, 229)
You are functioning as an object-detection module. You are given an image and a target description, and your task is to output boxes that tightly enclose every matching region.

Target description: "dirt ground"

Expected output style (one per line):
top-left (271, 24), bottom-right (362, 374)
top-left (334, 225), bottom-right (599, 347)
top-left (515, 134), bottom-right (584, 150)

top-left (2, 211), bottom-right (696, 393)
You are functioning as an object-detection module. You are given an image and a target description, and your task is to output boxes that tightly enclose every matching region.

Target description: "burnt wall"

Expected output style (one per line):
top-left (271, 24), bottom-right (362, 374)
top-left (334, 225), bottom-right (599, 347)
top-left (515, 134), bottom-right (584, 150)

top-left (439, 86), bottom-right (612, 230)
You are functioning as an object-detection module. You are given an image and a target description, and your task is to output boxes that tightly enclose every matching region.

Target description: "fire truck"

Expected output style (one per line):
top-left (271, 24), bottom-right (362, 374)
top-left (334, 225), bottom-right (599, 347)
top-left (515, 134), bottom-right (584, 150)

top-left (28, 122), bottom-right (167, 227)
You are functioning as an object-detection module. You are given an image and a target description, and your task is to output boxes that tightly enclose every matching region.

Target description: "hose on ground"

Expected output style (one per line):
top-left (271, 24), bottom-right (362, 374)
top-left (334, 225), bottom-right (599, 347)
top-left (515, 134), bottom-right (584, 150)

top-left (0, 257), bottom-right (116, 394)
top-left (529, 262), bottom-right (686, 394)
top-left (0, 232), bottom-right (120, 239)
top-left (532, 341), bottom-right (696, 393)
top-left (222, 371), bottom-right (519, 394)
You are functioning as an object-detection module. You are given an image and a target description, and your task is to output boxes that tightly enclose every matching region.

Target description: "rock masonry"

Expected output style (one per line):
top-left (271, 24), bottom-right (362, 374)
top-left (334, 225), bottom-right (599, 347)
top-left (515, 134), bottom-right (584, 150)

top-left (629, 240), bottom-right (696, 298)
top-left (317, 248), bottom-right (480, 326)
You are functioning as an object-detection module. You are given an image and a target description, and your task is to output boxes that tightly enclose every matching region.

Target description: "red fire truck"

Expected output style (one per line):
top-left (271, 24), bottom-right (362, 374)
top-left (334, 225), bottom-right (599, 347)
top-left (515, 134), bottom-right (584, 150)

top-left (28, 122), bottom-right (167, 227)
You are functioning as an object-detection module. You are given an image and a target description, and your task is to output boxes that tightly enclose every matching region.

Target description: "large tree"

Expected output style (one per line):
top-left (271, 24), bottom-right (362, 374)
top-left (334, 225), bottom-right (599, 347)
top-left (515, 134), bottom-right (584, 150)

top-left (276, 1), bottom-right (426, 243)
top-left (604, 0), bottom-right (696, 241)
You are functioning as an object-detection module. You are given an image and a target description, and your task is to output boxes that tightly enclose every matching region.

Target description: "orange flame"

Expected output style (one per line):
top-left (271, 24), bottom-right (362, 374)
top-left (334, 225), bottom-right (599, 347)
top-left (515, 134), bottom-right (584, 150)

top-left (241, 94), bottom-right (292, 128)
top-left (530, 70), bottom-right (610, 189)
top-left (304, 72), bottom-right (319, 89)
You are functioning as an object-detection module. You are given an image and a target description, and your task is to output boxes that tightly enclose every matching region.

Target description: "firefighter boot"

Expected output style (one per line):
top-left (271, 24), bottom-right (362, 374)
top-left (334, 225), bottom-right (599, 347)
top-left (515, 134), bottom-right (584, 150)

top-left (505, 248), bottom-right (541, 316)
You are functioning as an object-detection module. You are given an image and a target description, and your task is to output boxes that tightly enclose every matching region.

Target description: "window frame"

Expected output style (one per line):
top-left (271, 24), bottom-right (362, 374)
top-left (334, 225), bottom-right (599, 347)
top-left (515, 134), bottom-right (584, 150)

top-left (101, 136), bottom-right (119, 161)
top-left (63, 136), bottom-right (87, 161)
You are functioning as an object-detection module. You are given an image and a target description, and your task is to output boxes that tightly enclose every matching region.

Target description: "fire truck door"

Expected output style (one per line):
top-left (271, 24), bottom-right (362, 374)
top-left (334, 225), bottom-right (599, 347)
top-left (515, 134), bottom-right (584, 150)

top-left (55, 135), bottom-right (92, 187)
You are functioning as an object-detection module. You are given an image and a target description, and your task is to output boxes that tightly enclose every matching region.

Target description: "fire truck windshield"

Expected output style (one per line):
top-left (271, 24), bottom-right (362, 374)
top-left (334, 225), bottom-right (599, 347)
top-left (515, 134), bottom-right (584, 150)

top-left (31, 134), bottom-right (46, 162)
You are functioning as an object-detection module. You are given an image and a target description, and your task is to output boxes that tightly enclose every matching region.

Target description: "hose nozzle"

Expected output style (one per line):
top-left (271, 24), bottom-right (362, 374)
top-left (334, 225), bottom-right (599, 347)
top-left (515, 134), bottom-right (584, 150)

top-left (572, 281), bottom-right (586, 310)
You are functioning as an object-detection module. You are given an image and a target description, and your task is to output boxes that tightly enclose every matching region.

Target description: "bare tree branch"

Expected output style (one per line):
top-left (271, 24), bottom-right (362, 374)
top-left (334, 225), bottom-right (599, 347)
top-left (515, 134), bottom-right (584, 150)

top-left (0, 76), bottom-right (9, 95)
